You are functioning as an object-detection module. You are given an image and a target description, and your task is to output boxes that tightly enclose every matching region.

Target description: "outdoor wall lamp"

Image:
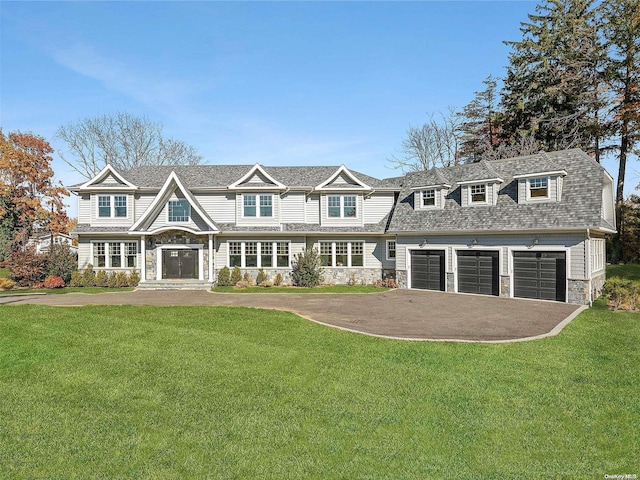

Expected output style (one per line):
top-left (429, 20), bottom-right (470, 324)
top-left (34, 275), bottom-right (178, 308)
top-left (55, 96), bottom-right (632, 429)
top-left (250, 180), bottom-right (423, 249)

top-left (471, 238), bottom-right (478, 246)
top-left (533, 237), bottom-right (539, 245)
top-left (420, 238), bottom-right (428, 247)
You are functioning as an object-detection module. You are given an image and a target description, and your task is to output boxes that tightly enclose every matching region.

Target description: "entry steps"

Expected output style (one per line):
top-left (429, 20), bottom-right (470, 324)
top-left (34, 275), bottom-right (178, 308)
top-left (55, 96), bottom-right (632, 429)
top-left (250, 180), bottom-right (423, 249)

top-left (136, 280), bottom-right (213, 291)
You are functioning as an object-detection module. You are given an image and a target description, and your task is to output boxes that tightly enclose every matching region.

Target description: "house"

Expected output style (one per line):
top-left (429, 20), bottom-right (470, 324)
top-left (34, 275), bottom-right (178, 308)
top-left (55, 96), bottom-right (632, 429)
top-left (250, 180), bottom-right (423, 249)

top-left (27, 232), bottom-right (78, 255)
top-left (69, 148), bottom-right (615, 304)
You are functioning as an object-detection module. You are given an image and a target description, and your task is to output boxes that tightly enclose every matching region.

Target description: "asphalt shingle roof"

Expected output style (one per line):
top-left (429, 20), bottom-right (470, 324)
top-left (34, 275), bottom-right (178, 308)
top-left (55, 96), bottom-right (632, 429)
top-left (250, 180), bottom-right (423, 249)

top-left (387, 149), bottom-right (611, 232)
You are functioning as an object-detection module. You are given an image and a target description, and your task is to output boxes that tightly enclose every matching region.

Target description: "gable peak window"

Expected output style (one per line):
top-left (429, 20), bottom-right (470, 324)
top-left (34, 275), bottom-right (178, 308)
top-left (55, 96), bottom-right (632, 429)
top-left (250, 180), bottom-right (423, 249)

top-left (327, 195), bottom-right (357, 218)
top-left (168, 199), bottom-right (190, 222)
top-left (244, 194), bottom-right (273, 217)
top-left (470, 184), bottom-right (486, 203)
top-left (529, 177), bottom-right (549, 198)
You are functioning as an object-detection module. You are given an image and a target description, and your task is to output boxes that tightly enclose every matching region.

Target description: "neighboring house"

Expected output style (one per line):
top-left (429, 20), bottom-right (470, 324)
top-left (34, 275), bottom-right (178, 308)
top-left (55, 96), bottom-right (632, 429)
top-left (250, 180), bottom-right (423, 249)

top-left (27, 232), bottom-right (78, 255)
top-left (69, 149), bottom-right (615, 304)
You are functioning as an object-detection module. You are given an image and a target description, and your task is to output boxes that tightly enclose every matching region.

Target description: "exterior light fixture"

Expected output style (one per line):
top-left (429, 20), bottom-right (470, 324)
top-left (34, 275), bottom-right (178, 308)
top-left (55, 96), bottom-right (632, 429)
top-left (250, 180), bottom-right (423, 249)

top-left (420, 238), bottom-right (428, 247)
top-left (533, 237), bottom-right (539, 245)
top-left (471, 238), bottom-right (478, 246)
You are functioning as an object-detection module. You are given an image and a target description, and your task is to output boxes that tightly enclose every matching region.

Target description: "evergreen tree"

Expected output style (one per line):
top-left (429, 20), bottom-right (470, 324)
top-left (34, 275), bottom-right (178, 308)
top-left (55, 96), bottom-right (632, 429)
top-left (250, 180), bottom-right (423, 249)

top-left (500, 0), bottom-right (609, 157)
top-left (457, 76), bottom-right (500, 163)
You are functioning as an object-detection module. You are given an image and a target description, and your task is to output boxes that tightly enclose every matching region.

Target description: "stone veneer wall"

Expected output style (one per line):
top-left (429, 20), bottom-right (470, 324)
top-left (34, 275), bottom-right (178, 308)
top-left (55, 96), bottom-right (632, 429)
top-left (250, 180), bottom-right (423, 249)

top-left (397, 271), bottom-right (408, 289)
top-left (500, 275), bottom-right (510, 297)
top-left (446, 273), bottom-right (455, 293)
top-left (568, 279), bottom-right (589, 305)
top-left (591, 271), bottom-right (606, 301)
top-left (322, 268), bottom-right (382, 285)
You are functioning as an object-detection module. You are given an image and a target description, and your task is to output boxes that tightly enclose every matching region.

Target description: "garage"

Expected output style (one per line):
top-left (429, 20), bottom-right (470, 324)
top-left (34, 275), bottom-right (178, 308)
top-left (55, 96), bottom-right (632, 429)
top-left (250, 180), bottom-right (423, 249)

top-left (513, 251), bottom-right (566, 302)
top-left (457, 251), bottom-right (499, 296)
top-left (410, 250), bottom-right (445, 291)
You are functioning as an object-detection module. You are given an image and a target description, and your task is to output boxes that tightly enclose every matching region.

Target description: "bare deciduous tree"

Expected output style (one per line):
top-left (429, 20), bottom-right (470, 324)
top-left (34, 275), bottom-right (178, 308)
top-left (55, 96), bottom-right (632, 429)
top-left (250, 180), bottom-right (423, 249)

top-left (388, 108), bottom-right (461, 172)
top-left (56, 112), bottom-right (203, 178)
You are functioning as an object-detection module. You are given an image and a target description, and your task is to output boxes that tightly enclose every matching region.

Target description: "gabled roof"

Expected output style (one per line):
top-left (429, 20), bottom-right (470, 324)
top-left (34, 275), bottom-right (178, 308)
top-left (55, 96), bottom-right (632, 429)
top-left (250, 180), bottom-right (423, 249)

top-left (388, 149), bottom-right (614, 234)
top-left (228, 164), bottom-right (286, 190)
top-left (77, 164), bottom-right (137, 190)
top-left (129, 171), bottom-right (218, 233)
top-left (314, 165), bottom-right (372, 191)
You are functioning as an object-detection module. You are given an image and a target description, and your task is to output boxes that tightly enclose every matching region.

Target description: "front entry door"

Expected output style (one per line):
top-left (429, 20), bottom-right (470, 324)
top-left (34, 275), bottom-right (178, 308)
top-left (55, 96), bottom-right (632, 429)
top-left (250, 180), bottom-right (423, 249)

top-left (163, 249), bottom-right (198, 279)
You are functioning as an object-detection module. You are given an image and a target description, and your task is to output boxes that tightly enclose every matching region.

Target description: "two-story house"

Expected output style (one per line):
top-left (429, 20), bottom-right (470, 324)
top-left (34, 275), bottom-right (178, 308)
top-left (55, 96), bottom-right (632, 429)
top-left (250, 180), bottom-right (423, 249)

top-left (70, 149), bottom-right (616, 304)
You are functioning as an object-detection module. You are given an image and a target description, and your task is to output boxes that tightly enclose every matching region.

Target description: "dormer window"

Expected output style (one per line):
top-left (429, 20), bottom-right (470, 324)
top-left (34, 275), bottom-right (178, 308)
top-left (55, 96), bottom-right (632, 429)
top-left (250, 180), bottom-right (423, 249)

top-left (470, 184), bottom-right (486, 203)
top-left (529, 177), bottom-right (549, 199)
top-left (421, 190), bottom-right (435, 207)
top-left (328, 195), bottom-right (357, 218)
top-left (168, 200), bottom-right (190, 222)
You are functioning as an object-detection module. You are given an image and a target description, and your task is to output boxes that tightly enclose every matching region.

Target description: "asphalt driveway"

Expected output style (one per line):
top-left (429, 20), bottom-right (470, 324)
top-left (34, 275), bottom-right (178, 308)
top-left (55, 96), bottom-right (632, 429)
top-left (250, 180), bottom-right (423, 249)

top-left (0, 289), bottom-right (583, 342)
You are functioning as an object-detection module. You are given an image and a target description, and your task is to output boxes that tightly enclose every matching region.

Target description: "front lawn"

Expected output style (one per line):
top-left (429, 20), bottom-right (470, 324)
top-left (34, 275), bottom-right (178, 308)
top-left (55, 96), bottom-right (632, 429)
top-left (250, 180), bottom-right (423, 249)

top-left (0, 287), bottom-right (134, 295)
top-left (0, 267), bottom-right (8, 278)
top-left (212, 284), bottom-right (386, 293)
top-left (0, 302), bottom-right (637, 478)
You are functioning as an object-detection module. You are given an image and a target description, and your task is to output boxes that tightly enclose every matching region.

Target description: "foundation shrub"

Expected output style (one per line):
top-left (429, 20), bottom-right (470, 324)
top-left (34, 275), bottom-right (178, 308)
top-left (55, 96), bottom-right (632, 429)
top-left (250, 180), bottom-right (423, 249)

top-left (273, 273), bottom-right (283, 287)
top-left (94, 270), bottom-right (108, 287)
top-left (43, 275), bottom-right (65, 289)
top-left (256, 268), bottom-right (267, 286)
top-left (81, 265), bottom-right (96, 287)
top-left (603, 278), bottom-right (640, 311)
top-left (217, 267), bottom-right (231, 286)
top-left (129, 270), bottom-right (141, 287)
top-left (291, 248), bottom-right (323, 288)
top-left (230, 266), bottom-right (242, 285)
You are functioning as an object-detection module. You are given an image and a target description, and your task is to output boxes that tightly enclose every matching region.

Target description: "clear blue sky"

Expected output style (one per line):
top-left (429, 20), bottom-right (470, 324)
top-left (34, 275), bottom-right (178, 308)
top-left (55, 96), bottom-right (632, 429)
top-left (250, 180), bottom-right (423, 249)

top-left (1, 1), bottom-right (631, 218)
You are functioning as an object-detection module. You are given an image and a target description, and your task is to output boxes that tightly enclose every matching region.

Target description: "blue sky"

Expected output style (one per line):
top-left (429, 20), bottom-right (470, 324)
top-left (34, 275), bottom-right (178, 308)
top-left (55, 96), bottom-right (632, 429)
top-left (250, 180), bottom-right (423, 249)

top-left (1, 1), bottom-right (631, 218)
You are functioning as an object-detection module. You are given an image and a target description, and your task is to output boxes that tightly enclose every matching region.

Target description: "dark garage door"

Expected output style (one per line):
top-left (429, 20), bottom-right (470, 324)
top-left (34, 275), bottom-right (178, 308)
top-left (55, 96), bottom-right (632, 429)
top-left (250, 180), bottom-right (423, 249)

top-left (411, 250), bottom-right (445, 291)
top-left (457, 251), bottom-right (499, 296)
top-left (513, 251), bottom-right (566, 302)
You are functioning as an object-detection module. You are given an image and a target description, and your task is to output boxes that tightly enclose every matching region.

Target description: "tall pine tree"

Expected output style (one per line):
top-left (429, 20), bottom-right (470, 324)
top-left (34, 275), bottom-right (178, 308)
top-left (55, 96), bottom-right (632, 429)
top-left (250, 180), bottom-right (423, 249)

top-left (457, 76), bottom-right (500, 163)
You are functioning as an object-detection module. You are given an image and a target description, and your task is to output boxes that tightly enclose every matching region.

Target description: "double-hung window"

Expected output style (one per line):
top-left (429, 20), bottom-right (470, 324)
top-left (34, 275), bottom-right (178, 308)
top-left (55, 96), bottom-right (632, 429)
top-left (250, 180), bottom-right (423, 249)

top-left (421, 189), bottom-right (435, 207)
top-left (97, 195), bottom-right (128, 218)
top-left (327, 195), bottom-right (357, 218)
top-left (244, 194), bottom-right (273, 217)
top-left (93, 241), bottom-right (137, 268)
top-left (228, 241), bottom-right (290, 268)
top-left (470, 184), bottom-right (486, 203)
top-left (319, 241), bottom-right (365, 267)
top-left (387, 240), bottom-right (396, 260)
top-left (529, 177), bottom-right (549, 198)
top-left (168, 200), bottom-right (190, 222)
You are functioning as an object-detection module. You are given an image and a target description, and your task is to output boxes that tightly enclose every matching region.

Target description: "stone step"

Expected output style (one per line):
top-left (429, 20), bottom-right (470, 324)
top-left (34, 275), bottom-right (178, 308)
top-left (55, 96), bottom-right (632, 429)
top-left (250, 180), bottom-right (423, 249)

top-left (137, 280), bottom-right (212, 291)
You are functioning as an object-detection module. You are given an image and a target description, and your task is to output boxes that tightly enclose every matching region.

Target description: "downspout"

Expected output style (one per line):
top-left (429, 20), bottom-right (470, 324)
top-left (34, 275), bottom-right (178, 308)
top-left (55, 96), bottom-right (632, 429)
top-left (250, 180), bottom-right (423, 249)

top-left (586, 229), bottom-right (592, 306)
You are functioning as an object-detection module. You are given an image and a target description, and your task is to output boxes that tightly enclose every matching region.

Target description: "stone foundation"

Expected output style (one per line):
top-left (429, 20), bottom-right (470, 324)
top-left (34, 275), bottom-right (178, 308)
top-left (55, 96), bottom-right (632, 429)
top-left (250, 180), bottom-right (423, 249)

top-left (500, 275), bottom-right (510, 297)
top-left (397, 270), bottom-right (408, 289)
top-left (568, 279), bottom-right (589, 305)
top-left (321, 268), bottom-right (382, 285)
top-left (221, 268), bottom-right (293, 285)
top-left (591, 271), bottom-right (606, 301)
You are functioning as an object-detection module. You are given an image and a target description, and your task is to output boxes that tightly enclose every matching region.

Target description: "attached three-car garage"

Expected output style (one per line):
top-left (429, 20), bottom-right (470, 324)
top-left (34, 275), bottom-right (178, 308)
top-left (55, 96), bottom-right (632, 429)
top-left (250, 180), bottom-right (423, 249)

top-left (457, 251), bottom-right (499, 296)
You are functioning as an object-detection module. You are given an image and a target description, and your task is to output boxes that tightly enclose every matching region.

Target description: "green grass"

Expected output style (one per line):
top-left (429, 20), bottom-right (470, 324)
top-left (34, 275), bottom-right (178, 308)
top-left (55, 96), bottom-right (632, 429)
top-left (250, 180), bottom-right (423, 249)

top-left (0, 302), bottom-right (638, 478)
top-left (0, 267), bottom-right (8, 278)
top-left (607, 263), bottom-right (640, 281)
top-left (0, 287), bottom-right (134, 295)
top-left (212, 284), bottom-right (386, 293)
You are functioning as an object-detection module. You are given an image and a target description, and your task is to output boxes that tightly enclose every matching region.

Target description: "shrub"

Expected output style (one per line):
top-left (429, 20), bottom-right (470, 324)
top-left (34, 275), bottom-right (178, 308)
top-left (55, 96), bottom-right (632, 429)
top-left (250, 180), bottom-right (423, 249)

top-left (94, 270), bottom-right (108, 287)
top-left (230, 266), bottom-right (242, 285)
top-left (603, 278), bottom-right (640, 311)
top-left (115, 272), bottom-right (129, 288)
top-left (347, 273), bottom-right (357, 286)
top-left (273, 273), bottom-right (283, 287)
top-left (217, 266), bottom-right (231, 286)
top-left (242, 272), bottom-right (253, 285)
top-left (43, 275), bottom-right (65, 289)
top-left (9, 246), bottom-right (48, 287)
top-left (0, 278), bottom-right (16, 290)
top-left (129, 270), bottom-right (141, 287)
top-left (69, 271), bottom-right (82, 287)
top-left (235, 279), bottom-right (251, 289)
top-left (81, 265), bottom-right (96, 287)
top-left (47, 244), bottom-right (77, 284)
top-left (107, 272), bottom-right (119, 288)
top-left (256, 268), bottom-right (267, 286)
top-left (291, 248), bottom-right (323, 288)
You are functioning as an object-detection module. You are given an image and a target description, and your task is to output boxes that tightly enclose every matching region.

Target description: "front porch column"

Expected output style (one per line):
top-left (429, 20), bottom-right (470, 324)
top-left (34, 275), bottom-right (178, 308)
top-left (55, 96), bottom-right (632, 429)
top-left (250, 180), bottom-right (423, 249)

top-left (140, 235), bottom-right (146, 282)
top-left (208, 234), bottom-right (214, 282)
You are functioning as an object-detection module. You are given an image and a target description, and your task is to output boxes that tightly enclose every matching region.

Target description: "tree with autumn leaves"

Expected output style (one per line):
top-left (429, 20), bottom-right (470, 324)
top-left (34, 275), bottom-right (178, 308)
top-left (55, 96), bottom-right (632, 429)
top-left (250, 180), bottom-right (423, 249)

top-left (0, 130), bottom-right (70, 261)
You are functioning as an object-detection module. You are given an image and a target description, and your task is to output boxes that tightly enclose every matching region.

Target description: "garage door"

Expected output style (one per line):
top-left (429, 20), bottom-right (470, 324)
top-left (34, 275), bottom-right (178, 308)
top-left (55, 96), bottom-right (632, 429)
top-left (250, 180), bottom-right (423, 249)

top-left (457, 251), bottom-right (499, 296)
top-left (513, 251), bottom-right (566, 302)
top-left (411, 250), bottom-right (445, 291)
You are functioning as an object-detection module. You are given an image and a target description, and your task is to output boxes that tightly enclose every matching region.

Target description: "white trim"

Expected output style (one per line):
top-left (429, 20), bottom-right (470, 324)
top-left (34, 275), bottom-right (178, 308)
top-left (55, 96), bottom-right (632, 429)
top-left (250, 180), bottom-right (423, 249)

top-left (513, 170), bottom-right (567, 180)
top-left (140, 235), bottom-right (146, 282)
top-left (457, 177), bottom-right (504, 186)
top-left (507, 246), bottom-right (570, 303)
top-left (226, 240), bottom-right (292, 269)
top-left (316, 240), bottom-right (366, 268)
top-left (525, 176), bottom-right (551, 201)
top-left (325, 193), bottom-right (360, 219)
top-left (90, 240), bottom-right (139, 270)
top-left (241, 193), bottom-right (274, 219)
top-left (386, 239), bottom-right (397, 261)
top-left (130, 171), bottom-right (219, 233)
top-left (228, 164), bottom-right (286, 190)
top-left (416, 189), bottom-right (437, 209)
top-left (314, 165), bottom-right (372, 191)
top-left (96, 194), bottom-right (130, 219)
top-left (80, 164), bottom-right (137, 189)
top-left (167, 199), bottom-right (191, 223)
top-left (468, 183), bottom-right (489, 205)
top-left (410, 183), bottom-right (451, 191)
top-left (156, 244), bottom-right (204, 281)
top-left (133, 226), bottom-right (217, 236)
top-left (208, 235), bottom-right (214, 282)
